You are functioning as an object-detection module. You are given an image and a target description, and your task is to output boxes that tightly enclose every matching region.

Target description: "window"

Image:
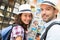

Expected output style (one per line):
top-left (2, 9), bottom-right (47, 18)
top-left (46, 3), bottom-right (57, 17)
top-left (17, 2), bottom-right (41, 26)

top-left (9, 19), bottom-right (14, 24)
top-left (2, 23), bottom-right (9, 29)
top-left (5, 12), bottom-right (11, 18)
top-left (0, 17), bottom-right (3, 23)
top-left (0, 24), bottom-right (2, 30)
top-left (8, 0), bottom-right (14, 6)
top-left (0, 0), bottom-right (2, 3)
top-left (14, 2), bottom-right (20, 8)
top-left (3, 0), bottom-right (8, 3)
top-left (0, 3), bottom-right (5, 10)
top-left (13, 8), bottom-right (19, 14)
top-left (7, 6), bottom-right (13, 12)
top-left (0, 10), bottom-right (4, 17)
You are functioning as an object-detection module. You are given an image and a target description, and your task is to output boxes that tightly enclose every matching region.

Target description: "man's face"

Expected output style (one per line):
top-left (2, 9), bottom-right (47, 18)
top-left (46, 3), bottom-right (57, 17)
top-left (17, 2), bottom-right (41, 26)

top-left (40, 4), bottom-right (56, 22)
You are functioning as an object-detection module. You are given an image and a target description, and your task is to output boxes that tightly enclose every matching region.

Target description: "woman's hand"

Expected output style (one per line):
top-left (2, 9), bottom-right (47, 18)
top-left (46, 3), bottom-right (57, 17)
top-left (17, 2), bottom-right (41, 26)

top-left (16, 36), bottom-right (22, 40)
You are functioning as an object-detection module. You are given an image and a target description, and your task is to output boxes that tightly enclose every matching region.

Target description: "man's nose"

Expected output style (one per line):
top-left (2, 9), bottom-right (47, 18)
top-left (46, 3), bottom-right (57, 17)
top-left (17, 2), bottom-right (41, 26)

top-left (43, 10), bottom-right (46, 14)
top-left (42, 10), bottom-right (46, 14)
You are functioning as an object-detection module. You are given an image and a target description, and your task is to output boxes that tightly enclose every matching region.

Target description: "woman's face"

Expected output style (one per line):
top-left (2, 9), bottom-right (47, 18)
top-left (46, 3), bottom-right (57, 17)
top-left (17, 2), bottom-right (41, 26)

top-left (20, 13), bottom-right (33, 25)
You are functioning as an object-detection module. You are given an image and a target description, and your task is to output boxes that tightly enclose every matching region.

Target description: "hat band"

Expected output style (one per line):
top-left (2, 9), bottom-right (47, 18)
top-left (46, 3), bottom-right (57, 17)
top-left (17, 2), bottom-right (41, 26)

top-left (42, 1), bottom-right (55, 6)
top-left (20, 9), bottom-right (31, 12)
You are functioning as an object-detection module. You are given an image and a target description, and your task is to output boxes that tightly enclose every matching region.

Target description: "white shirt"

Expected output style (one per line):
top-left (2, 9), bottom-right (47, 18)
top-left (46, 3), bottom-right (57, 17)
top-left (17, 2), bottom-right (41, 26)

top-left (41, 19), bottom-right (60, 40)
top-left (46, 24), bottom-right (60, 40)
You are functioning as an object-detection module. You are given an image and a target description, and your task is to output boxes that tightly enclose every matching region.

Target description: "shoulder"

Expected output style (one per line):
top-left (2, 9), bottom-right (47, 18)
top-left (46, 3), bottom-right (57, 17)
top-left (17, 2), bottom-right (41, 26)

top-left (12, 25), bottom-right (24, 32)
top-left (11, 25), bottom-right (24, 38)
top-left (13, 25), bottom-right (24, 30)
top-left (46, 24), bottom-right (60, 40)
top-left (47, 24), bottom-right (60, 35)
top-left (50, 24), bottom-right (60, 30)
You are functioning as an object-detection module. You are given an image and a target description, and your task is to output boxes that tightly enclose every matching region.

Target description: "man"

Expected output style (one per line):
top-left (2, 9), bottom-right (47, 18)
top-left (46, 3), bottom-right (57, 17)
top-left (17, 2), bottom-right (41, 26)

top-left (39, 0), bottom-right (60, 40)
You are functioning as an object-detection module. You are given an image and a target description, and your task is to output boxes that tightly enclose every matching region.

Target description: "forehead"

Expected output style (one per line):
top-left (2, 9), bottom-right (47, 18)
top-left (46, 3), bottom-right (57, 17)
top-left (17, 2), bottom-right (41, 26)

top-left (40, 4), bottom-right (54, 9)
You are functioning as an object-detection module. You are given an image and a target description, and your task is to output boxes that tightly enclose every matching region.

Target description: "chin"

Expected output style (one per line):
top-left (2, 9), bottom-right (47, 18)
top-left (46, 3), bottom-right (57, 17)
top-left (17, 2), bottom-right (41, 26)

top-left (25, 23), bottom-right (29, 25)
top-left (43, 19), bottom-right (48, 22)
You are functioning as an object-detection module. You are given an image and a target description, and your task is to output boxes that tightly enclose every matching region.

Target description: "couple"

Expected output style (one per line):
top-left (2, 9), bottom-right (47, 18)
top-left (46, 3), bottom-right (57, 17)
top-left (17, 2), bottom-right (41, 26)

top-left (2, 0), bottom-right (60, 40)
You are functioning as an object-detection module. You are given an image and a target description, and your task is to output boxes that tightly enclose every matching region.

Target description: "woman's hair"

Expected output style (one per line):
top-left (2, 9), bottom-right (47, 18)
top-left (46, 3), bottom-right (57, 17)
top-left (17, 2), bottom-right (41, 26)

top-left (14, 13), bottom-right (33, 31)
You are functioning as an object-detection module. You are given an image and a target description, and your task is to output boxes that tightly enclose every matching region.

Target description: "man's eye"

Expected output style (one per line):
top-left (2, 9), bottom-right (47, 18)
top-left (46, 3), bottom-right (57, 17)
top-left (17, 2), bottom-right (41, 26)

top-left (41, 9), bottom-right (43, 11)
top-left (46, 8), bottom-right (50, 10)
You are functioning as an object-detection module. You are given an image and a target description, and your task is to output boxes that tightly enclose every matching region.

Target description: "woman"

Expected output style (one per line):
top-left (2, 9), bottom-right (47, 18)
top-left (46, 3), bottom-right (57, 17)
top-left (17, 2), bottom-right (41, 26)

top-left (10, 4), bottom-right (33, 40)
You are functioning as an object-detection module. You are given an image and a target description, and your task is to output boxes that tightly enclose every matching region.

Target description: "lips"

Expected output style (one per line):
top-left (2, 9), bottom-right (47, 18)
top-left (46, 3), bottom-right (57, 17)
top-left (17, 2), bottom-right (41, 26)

top-left (25, 20), bottom-right (30, 24)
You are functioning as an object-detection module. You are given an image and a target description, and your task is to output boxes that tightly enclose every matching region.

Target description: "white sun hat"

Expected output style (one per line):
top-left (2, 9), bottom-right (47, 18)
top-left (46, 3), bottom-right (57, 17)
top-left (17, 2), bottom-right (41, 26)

top-left (17, 4), bottom-right (32, 15)
top-left (39, 0), bottom-right (59, 11)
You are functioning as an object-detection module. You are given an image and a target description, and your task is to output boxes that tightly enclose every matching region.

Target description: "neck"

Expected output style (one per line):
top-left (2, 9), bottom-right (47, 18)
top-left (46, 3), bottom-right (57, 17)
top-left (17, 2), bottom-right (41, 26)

top-left (52, 16), bottom-right (57, 20)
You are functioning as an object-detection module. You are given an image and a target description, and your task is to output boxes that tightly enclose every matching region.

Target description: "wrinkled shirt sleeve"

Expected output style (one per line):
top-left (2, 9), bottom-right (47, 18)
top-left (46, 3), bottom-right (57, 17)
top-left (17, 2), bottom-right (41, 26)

top-left (11, 25), bottom-right (24, 40)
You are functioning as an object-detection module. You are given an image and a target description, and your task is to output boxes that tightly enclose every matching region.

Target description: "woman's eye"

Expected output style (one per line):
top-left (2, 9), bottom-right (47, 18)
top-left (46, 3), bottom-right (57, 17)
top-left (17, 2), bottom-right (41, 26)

top-left (24, 15), bottom-right (27, 17)
top-left (29, 15), bottom-right (32, 18)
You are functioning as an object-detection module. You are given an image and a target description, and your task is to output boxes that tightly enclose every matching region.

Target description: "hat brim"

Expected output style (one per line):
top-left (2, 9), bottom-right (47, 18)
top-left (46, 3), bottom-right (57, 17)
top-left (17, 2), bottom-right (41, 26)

top-left (38, 3), bottom-right (58, 11)
top-left (17, 11), bottom-right (33, 15)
